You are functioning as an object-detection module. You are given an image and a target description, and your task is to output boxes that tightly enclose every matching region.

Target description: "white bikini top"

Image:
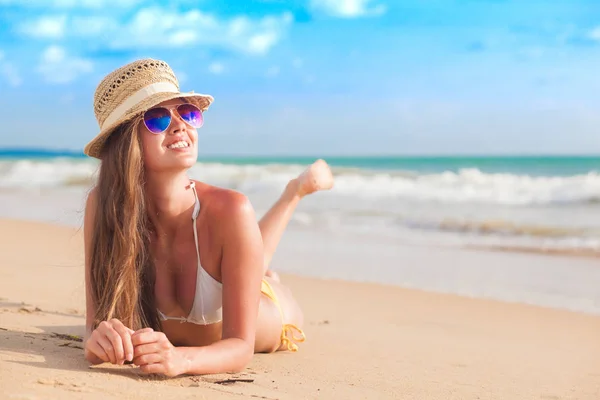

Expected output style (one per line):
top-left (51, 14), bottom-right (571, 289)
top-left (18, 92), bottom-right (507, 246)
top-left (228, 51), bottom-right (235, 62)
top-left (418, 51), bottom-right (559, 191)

top-left (157, 182), bottom-right (223, 325)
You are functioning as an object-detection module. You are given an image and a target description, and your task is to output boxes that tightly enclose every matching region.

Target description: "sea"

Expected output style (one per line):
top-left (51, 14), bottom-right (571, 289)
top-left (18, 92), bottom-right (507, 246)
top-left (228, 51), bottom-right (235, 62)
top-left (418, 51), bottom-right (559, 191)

top-left (1, 149), bottom-right (600, 256)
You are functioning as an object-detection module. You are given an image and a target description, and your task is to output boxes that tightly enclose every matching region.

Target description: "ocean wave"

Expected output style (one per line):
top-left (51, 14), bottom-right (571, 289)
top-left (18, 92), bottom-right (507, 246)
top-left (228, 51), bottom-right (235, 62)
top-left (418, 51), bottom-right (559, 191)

top-left (192, 164), bottom-right (600, 205)
top-left (330, 167), bottom-right (600, 205)
top-left (0, 159), bottom-right (98, 188)
top-left (2, 159), bottom-right (600, 206)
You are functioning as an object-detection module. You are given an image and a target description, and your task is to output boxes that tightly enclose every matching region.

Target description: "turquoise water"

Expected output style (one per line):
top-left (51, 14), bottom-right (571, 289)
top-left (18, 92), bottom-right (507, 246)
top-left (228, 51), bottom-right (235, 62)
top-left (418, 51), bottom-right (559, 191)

top-left (198, 155), bottom-right (600, 176)
top-left (0, 148), bottom-right (598, 176)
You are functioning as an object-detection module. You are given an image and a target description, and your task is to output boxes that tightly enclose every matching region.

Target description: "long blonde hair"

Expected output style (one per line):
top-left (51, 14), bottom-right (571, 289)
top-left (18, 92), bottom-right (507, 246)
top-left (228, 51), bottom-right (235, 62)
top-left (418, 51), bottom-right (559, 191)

top-left (88, 119), bottom-right (161, 331)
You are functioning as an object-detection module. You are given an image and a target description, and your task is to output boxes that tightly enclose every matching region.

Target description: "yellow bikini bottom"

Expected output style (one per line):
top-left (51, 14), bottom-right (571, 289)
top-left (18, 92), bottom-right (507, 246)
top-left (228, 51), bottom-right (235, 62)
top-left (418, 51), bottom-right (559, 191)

top-left (260, 279), bottom-right (306, 352)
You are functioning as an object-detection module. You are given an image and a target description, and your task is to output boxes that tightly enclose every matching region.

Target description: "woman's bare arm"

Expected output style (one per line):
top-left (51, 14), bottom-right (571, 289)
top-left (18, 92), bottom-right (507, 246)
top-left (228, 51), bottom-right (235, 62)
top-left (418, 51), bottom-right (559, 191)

top-left (181, 191), bottom-right (264, 374)
top-left (132, 191), bottom-right (265, 376)
top-left (83, 188), bottom-right (103, 364)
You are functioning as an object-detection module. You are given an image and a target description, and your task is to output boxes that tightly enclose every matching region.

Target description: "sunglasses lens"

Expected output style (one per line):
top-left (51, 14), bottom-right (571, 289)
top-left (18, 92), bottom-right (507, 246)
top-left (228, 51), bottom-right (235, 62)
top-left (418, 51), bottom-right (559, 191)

top-left (144, 107), bottom-right (171, 133)
top-left (177, 104), bottom-right (203, 128)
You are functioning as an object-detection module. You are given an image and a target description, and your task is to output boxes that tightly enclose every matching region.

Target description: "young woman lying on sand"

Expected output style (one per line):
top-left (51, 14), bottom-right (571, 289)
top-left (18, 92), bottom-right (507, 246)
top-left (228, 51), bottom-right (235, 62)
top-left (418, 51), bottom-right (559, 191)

top-left (82, 59), bottom-right (334, 377)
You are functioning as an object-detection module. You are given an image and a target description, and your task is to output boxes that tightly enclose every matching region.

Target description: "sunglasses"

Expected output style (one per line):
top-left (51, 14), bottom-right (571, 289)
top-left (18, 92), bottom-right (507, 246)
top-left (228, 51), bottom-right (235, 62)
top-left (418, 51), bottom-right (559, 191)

top-left (143, 103), bottom-right (204, 134)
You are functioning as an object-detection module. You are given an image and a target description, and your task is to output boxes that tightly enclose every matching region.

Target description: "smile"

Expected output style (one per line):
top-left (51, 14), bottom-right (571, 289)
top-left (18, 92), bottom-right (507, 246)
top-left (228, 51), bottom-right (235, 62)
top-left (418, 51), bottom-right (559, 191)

top-left (167, 140), bottom-right (190, 149)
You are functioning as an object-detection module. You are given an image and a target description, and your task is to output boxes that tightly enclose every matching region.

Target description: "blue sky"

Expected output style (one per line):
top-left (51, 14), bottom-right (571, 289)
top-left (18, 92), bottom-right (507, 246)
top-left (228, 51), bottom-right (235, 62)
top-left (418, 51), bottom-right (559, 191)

top-left (1, 0), bottom-right (600, 155)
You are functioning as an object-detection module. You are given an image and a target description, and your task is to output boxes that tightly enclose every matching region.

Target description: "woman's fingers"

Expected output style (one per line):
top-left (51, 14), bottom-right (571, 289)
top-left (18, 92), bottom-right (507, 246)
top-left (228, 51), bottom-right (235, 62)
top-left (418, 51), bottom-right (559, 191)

top-left (85, 339), bottom-right (110, 363)
top-left (94, 331), bottom-right (117, 364)
top-left (139, 363), bottom-right (163, 375)
top-left (133, 342), bottom-right (161, 358)
top-left (133, 352), bottom-right (162, 366)
top-left (112, 321), bottom-right (134, 362)
top-left (131, 330), bottom-right (160, 347)
top-left (85, 319), bottom-right (141, 366)
top-left (102, 323), bottom-right (126, 364)
top-left (132, 327), bottom-right (154, 337)
top-left (85, 320), bottom-right (166, 367)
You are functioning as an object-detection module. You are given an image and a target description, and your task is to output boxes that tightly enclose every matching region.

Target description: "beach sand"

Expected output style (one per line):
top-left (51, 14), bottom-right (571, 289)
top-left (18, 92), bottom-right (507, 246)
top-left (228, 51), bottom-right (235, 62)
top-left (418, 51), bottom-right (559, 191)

top-left (0, 218), bottom-right (599, 399)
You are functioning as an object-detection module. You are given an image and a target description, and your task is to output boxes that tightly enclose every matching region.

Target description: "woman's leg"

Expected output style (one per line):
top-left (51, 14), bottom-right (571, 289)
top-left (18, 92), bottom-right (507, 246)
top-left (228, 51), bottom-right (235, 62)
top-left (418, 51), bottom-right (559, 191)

top-left (253, 159), bottom-right (334, 353)
top-left (258, 159), bottom-right (334, 277)
top-left (254, 278), bottom-right (306, 353)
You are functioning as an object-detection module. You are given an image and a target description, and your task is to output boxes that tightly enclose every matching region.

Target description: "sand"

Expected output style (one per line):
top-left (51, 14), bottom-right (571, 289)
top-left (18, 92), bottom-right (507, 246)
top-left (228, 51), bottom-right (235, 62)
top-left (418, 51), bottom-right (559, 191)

top-left (0, 218), bottom-right (599, 399)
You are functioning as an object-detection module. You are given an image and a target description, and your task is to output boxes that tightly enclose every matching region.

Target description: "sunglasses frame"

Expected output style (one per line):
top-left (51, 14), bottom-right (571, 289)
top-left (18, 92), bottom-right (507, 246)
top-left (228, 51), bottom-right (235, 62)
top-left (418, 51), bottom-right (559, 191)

top-left (142, 103), bottom-right (204, 134)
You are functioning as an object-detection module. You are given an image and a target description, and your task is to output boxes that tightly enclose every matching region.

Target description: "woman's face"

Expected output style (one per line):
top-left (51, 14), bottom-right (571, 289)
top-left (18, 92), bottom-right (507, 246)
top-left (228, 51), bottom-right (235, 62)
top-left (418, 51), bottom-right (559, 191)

top-left (138, 98), bottom-right (200, 173)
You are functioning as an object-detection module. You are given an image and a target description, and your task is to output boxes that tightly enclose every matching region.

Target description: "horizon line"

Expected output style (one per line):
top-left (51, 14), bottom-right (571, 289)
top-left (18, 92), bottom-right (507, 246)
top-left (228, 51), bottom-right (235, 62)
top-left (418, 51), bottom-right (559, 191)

top-left (1, 147), bottom-right (600, 159)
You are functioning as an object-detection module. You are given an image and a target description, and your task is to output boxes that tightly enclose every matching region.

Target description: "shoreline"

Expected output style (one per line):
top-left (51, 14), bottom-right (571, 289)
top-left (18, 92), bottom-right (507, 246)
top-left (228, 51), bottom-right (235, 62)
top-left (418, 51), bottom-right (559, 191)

top-left (0, 216), bottom-right (595, 318)
top-left (467, 243), bottom-right (600, 259)
top-left (2, 215), bottom-right (600, 316)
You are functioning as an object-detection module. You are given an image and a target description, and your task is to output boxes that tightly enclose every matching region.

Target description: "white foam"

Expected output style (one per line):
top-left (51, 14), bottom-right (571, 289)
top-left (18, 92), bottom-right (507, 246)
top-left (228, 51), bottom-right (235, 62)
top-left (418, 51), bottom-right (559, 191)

top-left (0, 159), bottom-right (98, 188)
top-left (331, 168), bottom-right (600, 205)
top-left (2, 160), bottom-right (600, 206)
top-left (191, 163), bottom-right (600, 206)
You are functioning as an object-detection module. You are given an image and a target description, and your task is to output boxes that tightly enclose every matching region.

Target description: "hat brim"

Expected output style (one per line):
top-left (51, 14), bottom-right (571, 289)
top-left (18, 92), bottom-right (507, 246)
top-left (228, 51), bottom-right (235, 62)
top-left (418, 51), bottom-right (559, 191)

top-left (84, 91), bottom-right (214, 159)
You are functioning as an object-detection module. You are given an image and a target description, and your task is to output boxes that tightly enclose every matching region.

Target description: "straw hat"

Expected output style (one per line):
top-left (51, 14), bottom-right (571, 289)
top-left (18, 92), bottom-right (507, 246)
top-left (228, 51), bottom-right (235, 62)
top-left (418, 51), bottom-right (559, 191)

top-left (84, 58), bottom-right (214, 159)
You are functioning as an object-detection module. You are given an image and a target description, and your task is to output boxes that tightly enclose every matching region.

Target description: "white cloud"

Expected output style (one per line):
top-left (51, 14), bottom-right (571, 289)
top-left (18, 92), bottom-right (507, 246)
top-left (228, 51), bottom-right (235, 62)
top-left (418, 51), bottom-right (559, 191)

top-left (59, 92), bottom-right (76, 104)
top-left (71, 16), bottom-right (118, 36)
top-left (106, 8), bottom-right (293, 55)
top-left (0, 50), bottom-right (21, 87)
top-left (517, 47), bottom-right (545, 60)
top-left (43, 46), bottom-right (65, 63)
top-left (266, 66), bottom-right (280, 77)
top-left (38, 45), bottom-right (93, 84)
top-left (247, 32), bottom-right (279, 54)
top-left (588, 27), bottom-right (600, 41)
top-left (16, 7), bottom-right (292, 56)
top-left (0, 63), bottom-right (22, 87)
top-left (174, 70), bottom-right (188, 84)
top-left (170, 30), bottom-right (198, 46)
top-left (67, 0), bottom-right (141, 7)
top-left (208, 62), bottom-right (224, 75)
top-left (309, 0), bottom-right (386, 18)
top-left (20, 15), bottom-right (67, 39)
top-left (0, 0), bottom-right (140, 8)
top-left (21, 15), bottom-right (116, 39)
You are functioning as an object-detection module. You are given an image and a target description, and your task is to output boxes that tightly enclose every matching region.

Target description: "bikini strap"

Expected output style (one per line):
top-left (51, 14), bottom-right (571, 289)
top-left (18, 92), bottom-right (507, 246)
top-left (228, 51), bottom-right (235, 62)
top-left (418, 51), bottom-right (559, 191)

top-left (156, 182), bottom-right (205, 325)
top-left (261, 279), bottom-right (306, 352)
top-left (189, 182), bottom-right (201, 269)
top-left (189, 181), bottom-right (200, 220)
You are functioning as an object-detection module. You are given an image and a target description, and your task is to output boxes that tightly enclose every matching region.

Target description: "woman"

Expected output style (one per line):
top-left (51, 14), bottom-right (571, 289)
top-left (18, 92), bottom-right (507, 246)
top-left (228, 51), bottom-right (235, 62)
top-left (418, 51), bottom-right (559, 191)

top-left (82, 58), bottom-right (334, 377)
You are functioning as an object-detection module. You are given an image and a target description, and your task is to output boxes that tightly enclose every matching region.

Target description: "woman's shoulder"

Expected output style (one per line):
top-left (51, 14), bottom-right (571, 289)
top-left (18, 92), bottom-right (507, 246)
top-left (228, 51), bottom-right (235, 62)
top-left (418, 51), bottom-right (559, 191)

top-left (194, 181), bottom-right (255, 222)
top-left (85, 186), bottom-right (99, 210)
top-left (193, 180), bottom-right (261, 253)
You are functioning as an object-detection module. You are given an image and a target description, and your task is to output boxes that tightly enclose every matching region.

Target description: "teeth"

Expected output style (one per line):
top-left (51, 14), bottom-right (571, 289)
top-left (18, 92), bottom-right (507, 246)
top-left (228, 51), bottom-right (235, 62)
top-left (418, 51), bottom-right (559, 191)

top-left (167, 141), bottom-right (189, 149)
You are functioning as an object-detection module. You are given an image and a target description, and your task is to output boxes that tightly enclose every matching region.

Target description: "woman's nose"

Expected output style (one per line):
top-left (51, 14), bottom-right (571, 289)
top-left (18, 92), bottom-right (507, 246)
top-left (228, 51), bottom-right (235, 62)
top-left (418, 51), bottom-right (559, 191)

top-left (168, 109), bottom-right (187, 133)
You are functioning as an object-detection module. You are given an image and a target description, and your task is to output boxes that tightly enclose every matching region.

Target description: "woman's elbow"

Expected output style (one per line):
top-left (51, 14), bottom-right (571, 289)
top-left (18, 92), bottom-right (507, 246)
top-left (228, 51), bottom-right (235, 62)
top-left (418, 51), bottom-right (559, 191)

top-left (229, 341), bottom-right (254, 373)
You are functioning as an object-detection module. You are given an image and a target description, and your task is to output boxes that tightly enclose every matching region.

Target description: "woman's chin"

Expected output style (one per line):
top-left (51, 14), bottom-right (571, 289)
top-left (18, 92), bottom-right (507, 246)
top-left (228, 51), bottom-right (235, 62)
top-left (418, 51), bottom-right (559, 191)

top-left (173, 155), bottom-right (197, 169)
top-left (144, 149), bottom-right (198, 172)
top-left (167, 148), bottom-right (197, 162)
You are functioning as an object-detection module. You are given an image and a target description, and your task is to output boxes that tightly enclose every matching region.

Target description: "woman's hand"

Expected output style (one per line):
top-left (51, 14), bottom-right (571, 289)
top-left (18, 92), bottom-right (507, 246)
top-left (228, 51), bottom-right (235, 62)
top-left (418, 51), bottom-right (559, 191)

top-left (84, 318), bottom-right (135, 365)
top-left (131, 328), bottom-right (188, 377)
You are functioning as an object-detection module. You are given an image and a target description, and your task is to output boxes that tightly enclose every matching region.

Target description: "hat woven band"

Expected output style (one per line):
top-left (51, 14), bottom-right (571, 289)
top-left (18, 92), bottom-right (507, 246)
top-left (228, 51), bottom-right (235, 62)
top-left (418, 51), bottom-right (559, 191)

top-left (101, 81), bottom-right (179, 130)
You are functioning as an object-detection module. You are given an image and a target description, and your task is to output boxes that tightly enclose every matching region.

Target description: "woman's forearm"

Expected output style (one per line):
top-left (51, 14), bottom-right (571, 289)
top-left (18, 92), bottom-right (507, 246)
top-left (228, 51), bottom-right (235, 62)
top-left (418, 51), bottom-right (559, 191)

top-left (177, 338), bottom-right (254, 375)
